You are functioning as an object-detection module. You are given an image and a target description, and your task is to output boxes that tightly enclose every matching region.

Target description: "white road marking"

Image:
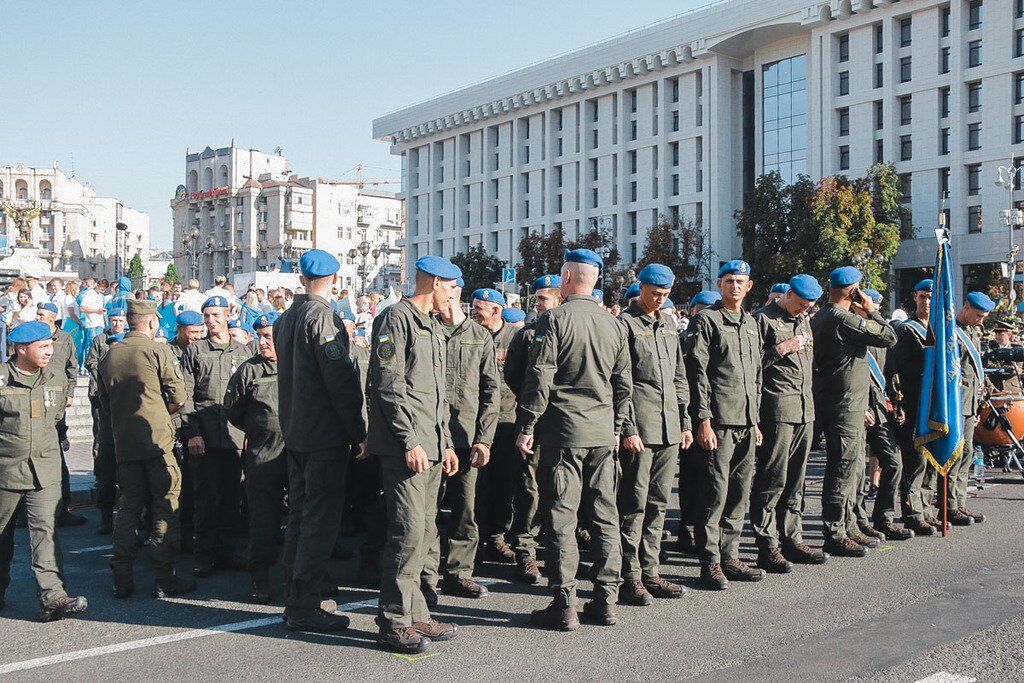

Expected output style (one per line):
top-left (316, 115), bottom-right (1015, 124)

top-left (914, 673), bottom-right (977, 683)
top-left (67, 544), bottom-right (111, 554)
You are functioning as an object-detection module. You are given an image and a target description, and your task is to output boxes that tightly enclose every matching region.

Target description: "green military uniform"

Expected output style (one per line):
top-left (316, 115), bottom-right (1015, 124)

top-left (865, 346), bottom-right (903, 526)
top-left (617, 300), bottom-right (689, 582)
top-left (423, 319), bottom-right (499, 585)
top-left (0, 363), bottom-right (70, 606)
top-left (49, 328), bottom-right (77, 510)
top-left (179, 337), bottom-right (251, 566)
top-left (986, 339), bottom-right (1023, 395)
top-left (224, 353), bottom-right (284, 579)
top-left (367, 298), bottom-right (452, 628)
top-left (750, 301), bottom-right (814, 551)
top-left (167, 340), bottom-right (194, 548)
top-left (685, 302), bottom-right (762, 563)
top-left (86, 332), bottom-right (117, 516)
top-left (949, 322), bottom-right (984, 512)
top-left (98, 331), bottom-right (187, 580)
top-left (274, 294), bottom-right (365, 614)
top-left (516, 294), bottom-right (632, 608)
top-left (502, 319), bottom-right (543, 561)
top-left (810, 304), bottom-right (896, 544)
top-left (887, 318), bottom-right (934, 523)
top-left (344, 340), bottom-right (383, 574)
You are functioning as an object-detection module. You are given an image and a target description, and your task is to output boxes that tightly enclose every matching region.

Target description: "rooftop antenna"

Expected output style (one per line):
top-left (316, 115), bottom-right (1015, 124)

top-left (69, 151), bottom-right (75, 178)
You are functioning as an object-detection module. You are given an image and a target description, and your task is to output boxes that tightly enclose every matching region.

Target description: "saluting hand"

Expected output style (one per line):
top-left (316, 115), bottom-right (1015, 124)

top-left (622, 434), bottom-right (644, 453)
top-left (697, 419), bottom-right (717, 451)
top-left (405, 445), bottom-right (430, 473)
top-left (516, 431), bottom-right (534, 459)
top-left (442, 448), bottom-right (459, 476)
top-left (187, 436), bottom-right (205, 457)
top-left (680, 430), bottom-right (693, 450)
top-left (470, 443), bottom-right (490, 467)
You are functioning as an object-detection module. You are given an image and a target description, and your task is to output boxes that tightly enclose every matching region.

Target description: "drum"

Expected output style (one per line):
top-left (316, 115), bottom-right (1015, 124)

top-left (976, 396), bottom-right (1024, 446)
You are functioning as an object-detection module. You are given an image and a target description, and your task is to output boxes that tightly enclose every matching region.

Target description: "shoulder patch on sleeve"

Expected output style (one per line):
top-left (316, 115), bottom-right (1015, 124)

top-left (323, 338), bottom-right (344, 360)
top-left (377, 340), bottom-right (396, 362)
top-left (864, 320), bottom-right (882, 335)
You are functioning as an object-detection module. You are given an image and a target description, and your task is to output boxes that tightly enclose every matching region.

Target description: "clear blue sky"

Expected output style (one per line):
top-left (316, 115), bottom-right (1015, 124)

top-left (3, 0), bottom-right (705, 249)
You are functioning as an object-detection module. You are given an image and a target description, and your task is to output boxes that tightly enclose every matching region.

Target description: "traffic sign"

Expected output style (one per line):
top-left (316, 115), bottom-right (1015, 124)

top-left (501, 267), bottom-right (516, 284)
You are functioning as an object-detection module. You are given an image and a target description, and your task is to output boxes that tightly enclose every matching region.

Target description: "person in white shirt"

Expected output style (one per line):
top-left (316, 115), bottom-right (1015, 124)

top-left (203, 274), bottom-right (232, 301)
top-left (47, 278), bottom-right (67, 326)
top-left (175, 279), bottom-right (206, 314)
top-left (26, 277), bottom-right (50, 307)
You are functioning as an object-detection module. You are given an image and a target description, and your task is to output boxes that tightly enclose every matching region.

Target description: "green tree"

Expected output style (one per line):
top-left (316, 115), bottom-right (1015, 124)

top-left (163, 262), bottom-right (181, 285)
top-left (637, 214), bottom-right (717, 304)
top-left (517, 226), bottom-right (567, 287)
top-left (450, 245), bottom-right (505, 295)
top-left (127, 252), bottom-right (145, 286)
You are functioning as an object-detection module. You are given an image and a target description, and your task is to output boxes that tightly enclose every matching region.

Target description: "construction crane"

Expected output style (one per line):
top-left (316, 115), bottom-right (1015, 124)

top-left (335, 164), bottom-right (400, 189)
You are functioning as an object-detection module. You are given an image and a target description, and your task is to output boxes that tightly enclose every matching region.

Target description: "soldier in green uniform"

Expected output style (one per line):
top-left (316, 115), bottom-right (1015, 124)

top-left (422, 285), bottom-right (499, 601)
top-left (180, 295), bottom-right (252, 575)
top-left (516, 249), bottom-right (631, 630)
top-left (225, 312), bottom-right (285, 604)
top-left (751, 274), bottom-right (829, 573)
top-left (617, 264), bottom-right (691, 606)
top-left (685, 260), bottom-right (764, 590)
top-left (887, 279), bottom-right (941, 536)
top-left (503, 274), bottom-right (562, 584)
top-left (987, 320), bottom-right (1022, 395)
top-left (811, 266), bottom-right (897, 558)
top-left (947, 292), bottom-right (993, 526)
top-left (274, 250), bottom-right (366, 633)
top-left (99, 299), bottom-right (195, 599)
top-left (368, 255), bottom-right (460, 653)
top-left (85, 305), bottom-right (128, 534)
top-left (169, 310), bottom-right (206, 553)
top-left (859, 290), bottom-right (914, 541)
top-left (676, 289), bottom-right (721, 555)
top-left (0, 321), bottom-right (88, 621)
top-left (35, 302), bottom-right (84, 527)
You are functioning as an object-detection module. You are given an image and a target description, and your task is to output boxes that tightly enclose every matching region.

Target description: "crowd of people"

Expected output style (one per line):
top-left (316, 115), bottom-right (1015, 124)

top-left (0, 248), bottom-right (1008, 655)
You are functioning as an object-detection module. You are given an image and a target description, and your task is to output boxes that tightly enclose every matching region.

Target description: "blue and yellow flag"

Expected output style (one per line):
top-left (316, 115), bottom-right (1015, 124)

top-left (914, 238), bottom-right (964, 475)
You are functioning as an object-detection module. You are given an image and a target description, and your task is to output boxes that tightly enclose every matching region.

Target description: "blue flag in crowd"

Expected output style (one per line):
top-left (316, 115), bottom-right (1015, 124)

top-left (914, 236), bottom-right (964, 475)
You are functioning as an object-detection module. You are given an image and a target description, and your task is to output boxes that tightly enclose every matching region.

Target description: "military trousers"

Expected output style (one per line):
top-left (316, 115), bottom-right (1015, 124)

top-left (346, 452), bottom-right (385, 563)
top-left (867, 414), bottom-right (903, 525)
top-left (948, 415), bottom-right (977, 510)
top-left (424, 449), bottom-right (478, 584)
top-left (244, 447), bottom-right (288, 572)
top-left (509, 445), bottom-right (541, 560)
top-left (820, 410), bottom-right (865, 542)
top-left (189, 447), bottom-right (242, 564)
top-left (696, 426), bottom-right (756, 563)
top-left (750, 421), bottom-right (812, 549)
top-left (0, 482), bottom-right (66, 604)
top-left (379, 456), bottom-right (442, 628)
top-left (477, 423), bottom-right (518, 548)
top-left (618, 442), bottom-right (679, 580)
top-left (897, 419), bottom-right (934, 522)
top-left (111, 452), bottom-right (181, 576)
top-left (538, 445), bottom-right (621, 607)
top-left (282, 447), bottom-right (348, 611)
top-left (92, 400), bottom-right (117, 511)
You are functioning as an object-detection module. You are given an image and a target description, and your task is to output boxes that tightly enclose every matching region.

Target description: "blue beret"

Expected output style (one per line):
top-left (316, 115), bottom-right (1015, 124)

top-left (564, 248), bottom-right (603, 270)
top-left (531, 274), bottom-right (562, 292)
top-left (502, 307), bottom-right (526, 323)
top-left (638, 263), bottom-right (675, 287)
top-left (863, 288), bottom-right (883, 304)
top-left (689, 290), bottom-right (722, 308)
top-left (176, 310), bottom-right (204, 327)
top-left (769, 283), bottom-right (790, 294)
top-left (913, 279), bottom-right (934, 293)
top-left (108, 307), bottom-right (127, 318)
top-left (966, 291), bottom-right (996, 312)
top-left (717, 259), bottom-right (751, 278)
top-left (660, 298), bottom-right (675, 310)
top-left (624, 282), bottom-right (641, 299)
top-left (108, 332), bottom-right (126, 343)
top-left (117, 276), bottom-right (132, 292)
top-left (36, 302), bottom-right (59, 315)
top-left (227, 319), bottom-right (241, 329)
top-left (9, 321), bottom-right (52, 344)
top-left (456, 276), bottom-right (465, 288)
top-left (415, 255), bottom-right (462, 280)
top-left (299, 249), bottom-right (340, 278)
top-left (472, 288), bottom-right (504, 305)
top-left (828, 266), bottom-right (862, 287)
top-left (592, 289), bottom-right (604, 303)
top-left (253, 312), bottom-right (279, 330)
top-left (202, 296), bottom-right (229, 310)
top-left (788, 274), bottom-right (823, 302)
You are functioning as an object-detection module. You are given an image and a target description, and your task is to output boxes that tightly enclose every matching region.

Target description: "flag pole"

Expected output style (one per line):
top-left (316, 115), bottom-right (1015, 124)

top-left (941, 472), bottom-right (948, 538)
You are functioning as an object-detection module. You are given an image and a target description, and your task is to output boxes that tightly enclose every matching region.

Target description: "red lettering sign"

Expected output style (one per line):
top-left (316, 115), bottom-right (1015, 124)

top-left (190, 186), bottom-right (231, 201)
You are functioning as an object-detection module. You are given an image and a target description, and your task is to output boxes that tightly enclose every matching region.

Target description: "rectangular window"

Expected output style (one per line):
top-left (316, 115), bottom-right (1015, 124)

top-left (556, 138), bottom-right (563, 156)
top-left (556, 194), bottom-right (563, 213)
top-left (942, 6), bottom-right (951, 36)
top-left (592, 129), bottom-right (599, 148)
top-left (900, 173), bottom-right (913, 203)
top-left (941, 47), bottom-right (951, 74)
top-left (839, 70), bottom-right (850, 95)
top-left (1016, 72), bottom-right (1024, 104)
top-left (839, 107), bottom-right (850, 136)
top-left (671, 78), bottom-right (679, 103)
top-left (968, 122), bottom-right (981, 150)
top-left (1018, 0), bottom-right (1024, 18)
top-left (672, 174), bottom-right (679, 195)
top-left (839, 145), bottom-right (850, 170)
top-left (1016, 114), bottom-right (1024, 144)
top-left (1017, 29), bottom-right (1024, 58)
top-left (591, 102), bottom-right (599, 123)
top-left (968, 205), bottom-right (982, 233)
top-left (899, 96), bottom-right (912, 125)
top-left (940, 167), bottom-right (950, 197)
top-left (940, 88), bottom-right (951, 118)
top-left (875, 138), bottom-right (884, 163)
top-left (875, 62), bottom-right (884, 89)
top-left (875, 23), bottom-right (884, 53)
top-left (672, 110), bottom-right (680, 132)
top-left (629, 212), bottom-right (637, 235)
top-left (875, 100), bottom-right (884, 130)
top-left (591, 158), bottom-right (599, 181)
top-left (838, 34), bottom-right (849, 62)
top-left (629, 181), bottom-right (637, 202)
top-left (900, 134), bottom-right (913, 160)
top-left (671, 142), bottom-right (679, 166)
top-left (630, 120), bottom-right (637, 141)
top-left (968, 163), bottom-right (981, 195)
top-left (940, 127), bottom-right (951, 155)
top-left (900, 17), bottom-right (912, 47)
top-left (762, 54), bottom-right (808, 184)
top-left (555, 109), bottom-right (563, 131)
top-left (968, 81), bottom-right (982, 112)
top-left (629, 90), bottom-right (637, 113)
top-left (900, 57), bottom-right (912, 83)
top-left (968, 39), bottom-right (982, 67)
top-left (592, 187), bottom-right (598, 208)
top-left (969, 0), bottom-right (983, 30)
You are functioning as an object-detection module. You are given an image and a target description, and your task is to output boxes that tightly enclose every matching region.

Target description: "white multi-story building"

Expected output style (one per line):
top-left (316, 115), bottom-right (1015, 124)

top-left (373, 0), bottom-right (1024, 300)
top-left (171, 143), bottom-right (403, 291)
top-left (0, 164), bottom-right (149, 278)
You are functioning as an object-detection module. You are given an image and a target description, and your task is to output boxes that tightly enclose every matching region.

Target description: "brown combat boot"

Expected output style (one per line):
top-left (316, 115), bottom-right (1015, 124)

top-left (721, 558), bottom-right (766, 582)
top-left (531, 602), bottom-right (580, 631)
top-left (411, 619), bottom-right (458, 642)
top-left (581, 600), bottom-right (618, 625)
top-left (699, 559), bottom-right (728, 590)
top-left (823, 537), bottom-right (867, 557)
top-left (515, 555), bottom-right (541, 585)
top-left (756, 547), bottom-right (793, 574)
top-left (643, 575), bottom-right (684, 599)
top-left (619, 579), bottom-right (653, 606)
top-left (440, 576), bottom-right (488, 599)
top-left (781, 542), bottom-right (829, 565)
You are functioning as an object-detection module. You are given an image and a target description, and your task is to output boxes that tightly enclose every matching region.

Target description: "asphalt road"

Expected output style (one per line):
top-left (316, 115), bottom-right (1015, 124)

top-left (1, 458), bottom-right (1022, 682)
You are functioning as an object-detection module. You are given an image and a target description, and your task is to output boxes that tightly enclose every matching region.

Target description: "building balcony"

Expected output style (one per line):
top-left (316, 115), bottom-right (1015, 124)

top-left (285, 237), bottom-right (313, 250)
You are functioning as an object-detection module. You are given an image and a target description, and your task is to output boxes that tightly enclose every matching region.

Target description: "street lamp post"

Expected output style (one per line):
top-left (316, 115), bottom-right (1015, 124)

top-left (996, 161), bottom-right (1023, 310)
top-left (180, 227), bottom-right (201, 281)
top-left (348, 237), bottom-right (392, 295)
